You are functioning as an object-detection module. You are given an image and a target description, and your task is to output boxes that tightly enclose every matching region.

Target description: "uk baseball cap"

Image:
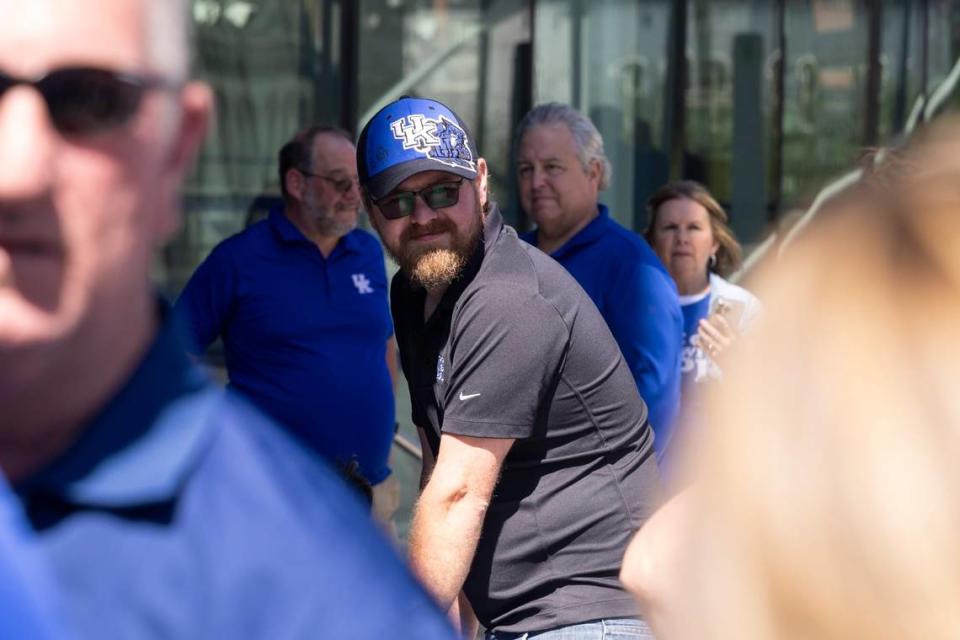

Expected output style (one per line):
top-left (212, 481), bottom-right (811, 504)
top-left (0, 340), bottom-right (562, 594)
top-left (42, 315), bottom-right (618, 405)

top-left (357, 96), bottom-right (479, 200)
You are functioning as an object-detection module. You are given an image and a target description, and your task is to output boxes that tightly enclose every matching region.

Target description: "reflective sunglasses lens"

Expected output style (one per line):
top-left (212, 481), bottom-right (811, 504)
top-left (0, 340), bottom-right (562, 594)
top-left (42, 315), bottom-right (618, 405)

top-left (380, 194), bottom-right (415, 220)
top-left (424, 184), bottom-right (461, 209)
top-left (42, 69), bottom-right (144, 135)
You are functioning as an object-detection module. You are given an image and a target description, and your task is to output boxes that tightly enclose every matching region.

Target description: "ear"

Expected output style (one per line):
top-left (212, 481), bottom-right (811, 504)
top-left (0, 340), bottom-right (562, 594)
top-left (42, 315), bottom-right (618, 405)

top-left (475, 157), bottom-right (489, 209)
top-left (152, 81), bottom-right (213, 243)
top-left (166, 81), bottom-right (212, 177)
top-left (587, 158), bottom-right (603, 188)
top-left (285, 167), bottom-right (305, 202)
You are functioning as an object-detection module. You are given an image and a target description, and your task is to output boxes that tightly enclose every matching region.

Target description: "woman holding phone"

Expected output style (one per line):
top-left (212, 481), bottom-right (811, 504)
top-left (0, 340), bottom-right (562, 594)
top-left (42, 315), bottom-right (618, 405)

top-left (645, 181), bottom-right (761, 479)
top-left (645, 180), bottom-right (761, 381)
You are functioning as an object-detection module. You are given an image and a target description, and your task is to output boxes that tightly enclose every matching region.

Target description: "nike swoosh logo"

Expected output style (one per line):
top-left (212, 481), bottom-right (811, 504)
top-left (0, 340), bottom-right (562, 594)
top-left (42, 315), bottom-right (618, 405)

top-left (459, 391), bottom-right (481, 401)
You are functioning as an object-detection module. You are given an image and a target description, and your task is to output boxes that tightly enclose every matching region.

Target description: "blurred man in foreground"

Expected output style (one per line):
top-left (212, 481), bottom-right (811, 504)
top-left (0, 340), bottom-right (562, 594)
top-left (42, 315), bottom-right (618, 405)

top-left (0, 1), bottom-right (453, 637)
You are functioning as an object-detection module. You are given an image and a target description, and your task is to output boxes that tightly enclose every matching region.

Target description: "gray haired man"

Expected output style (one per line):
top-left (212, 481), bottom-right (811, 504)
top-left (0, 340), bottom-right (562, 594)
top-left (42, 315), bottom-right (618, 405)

top-left (516, 103), bottom-right (683, 464)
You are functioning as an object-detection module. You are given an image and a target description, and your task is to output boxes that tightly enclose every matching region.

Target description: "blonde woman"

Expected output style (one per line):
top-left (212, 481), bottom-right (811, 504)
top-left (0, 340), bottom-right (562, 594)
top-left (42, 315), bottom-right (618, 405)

top-left (623, 118), bottom-right (960, 640)
top-left (645, 181), bottom-right (760, 475)
top-left (645, 181), bottom-right (761, 368)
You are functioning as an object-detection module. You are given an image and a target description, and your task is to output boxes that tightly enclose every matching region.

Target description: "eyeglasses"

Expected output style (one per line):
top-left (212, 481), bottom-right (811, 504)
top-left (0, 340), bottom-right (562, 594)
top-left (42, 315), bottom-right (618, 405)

top-left (0, 66), bottom-right (180, 136)
top-left (374, 178), bottom-right (465, 220)
top-left (297, 169), bottom-right (360, 195)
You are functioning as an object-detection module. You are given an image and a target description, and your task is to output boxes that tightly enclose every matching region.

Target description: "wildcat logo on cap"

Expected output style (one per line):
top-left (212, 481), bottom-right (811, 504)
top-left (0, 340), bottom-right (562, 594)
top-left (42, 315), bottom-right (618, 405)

top-left (390, 114), bottom-right (476, 172)
top-left (357, 96), bottom-right (480, 200)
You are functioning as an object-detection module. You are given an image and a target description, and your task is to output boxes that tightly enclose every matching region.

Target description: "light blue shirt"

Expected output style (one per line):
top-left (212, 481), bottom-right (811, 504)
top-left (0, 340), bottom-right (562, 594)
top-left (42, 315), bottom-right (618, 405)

top-left (15, 311), bottom-right (455, 640)
top-left (0, 480), bottom-right (66, 639)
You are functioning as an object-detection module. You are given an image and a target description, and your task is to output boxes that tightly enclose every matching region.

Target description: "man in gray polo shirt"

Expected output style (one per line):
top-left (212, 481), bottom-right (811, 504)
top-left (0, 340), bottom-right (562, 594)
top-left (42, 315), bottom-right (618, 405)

top-left (358, 97), bottom-right (662, 639)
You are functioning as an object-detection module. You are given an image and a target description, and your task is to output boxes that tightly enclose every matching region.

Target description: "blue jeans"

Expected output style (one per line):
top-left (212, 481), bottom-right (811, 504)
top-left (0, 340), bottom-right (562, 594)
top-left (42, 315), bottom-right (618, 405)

top-left (485, 618), bottom-right (654, 640)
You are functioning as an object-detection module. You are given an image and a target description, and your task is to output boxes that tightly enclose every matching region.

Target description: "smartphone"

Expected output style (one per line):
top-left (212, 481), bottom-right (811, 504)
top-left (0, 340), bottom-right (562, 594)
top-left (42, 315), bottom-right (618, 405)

top-left (708, 296), bottom-right (746, 332)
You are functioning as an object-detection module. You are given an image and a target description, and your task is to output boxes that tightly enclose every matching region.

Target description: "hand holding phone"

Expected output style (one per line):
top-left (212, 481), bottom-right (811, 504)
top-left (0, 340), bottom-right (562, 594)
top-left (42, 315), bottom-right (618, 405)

top-left (697, 296), bottom-right (744, 361)
top-left (708, 296), bottom-right (745, 332)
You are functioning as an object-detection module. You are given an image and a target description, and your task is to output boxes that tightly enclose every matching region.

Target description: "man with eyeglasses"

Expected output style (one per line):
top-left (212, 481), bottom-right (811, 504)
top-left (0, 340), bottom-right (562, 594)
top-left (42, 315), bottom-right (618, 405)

top-left (176, 125), bottom-right (400, 512)
top-left (358, 96), bottom-right (662, 639)
top-left (0, 1), bottom-right (458, 637)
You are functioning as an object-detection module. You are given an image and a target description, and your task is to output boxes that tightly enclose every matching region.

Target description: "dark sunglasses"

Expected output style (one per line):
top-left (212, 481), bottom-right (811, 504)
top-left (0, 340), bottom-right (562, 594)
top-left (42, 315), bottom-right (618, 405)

top-left (0, 66), bottom-right (180, 136)
top-left (297, 169), bottom-right (360, 195)
top-left (374, 178), bottom-right (465, 220)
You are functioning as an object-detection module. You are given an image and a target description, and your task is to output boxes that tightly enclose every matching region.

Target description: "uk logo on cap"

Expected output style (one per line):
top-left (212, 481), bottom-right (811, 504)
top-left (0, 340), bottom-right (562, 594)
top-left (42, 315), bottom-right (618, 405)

top-left (357, 97), bottom-right (481, 200)
top-left (389, 114), bottom-right (475, 173)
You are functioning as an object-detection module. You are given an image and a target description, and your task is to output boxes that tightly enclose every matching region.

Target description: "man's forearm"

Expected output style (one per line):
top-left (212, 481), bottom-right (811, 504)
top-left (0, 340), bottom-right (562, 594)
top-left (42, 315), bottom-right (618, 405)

top-left (408, 477), bottom-right (489, 609)
top-left (409, 433), bottom-right (512, 612)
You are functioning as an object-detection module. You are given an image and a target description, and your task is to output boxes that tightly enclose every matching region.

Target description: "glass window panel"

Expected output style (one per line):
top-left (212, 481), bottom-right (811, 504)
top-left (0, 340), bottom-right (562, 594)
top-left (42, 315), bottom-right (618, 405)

top-left (685, 0), bottom-right (777, 243)
top-left (781, 0), bottom-right (870, 210)
top-left (877, 0), bottom-right (928, 139)
top-left (534, 0), bottom-right (672, 231)
top-left (925, 0), bottom-right (960, 116)
top-left (356, 0), bottom-right (531, 227)
top-left (163, 0), bottom-right (345, 295)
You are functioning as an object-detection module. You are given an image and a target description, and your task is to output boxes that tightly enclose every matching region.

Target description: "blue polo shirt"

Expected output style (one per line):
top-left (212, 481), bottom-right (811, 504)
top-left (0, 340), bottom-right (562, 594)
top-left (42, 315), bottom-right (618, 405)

top-left (14, 314), bottom-right (455, 640)
top-left (521, 204), bottom-right (683, 460)
top-left (175, 208), bottom-right (395, 484)
top-left (0, 481), bottom-right (66, 639)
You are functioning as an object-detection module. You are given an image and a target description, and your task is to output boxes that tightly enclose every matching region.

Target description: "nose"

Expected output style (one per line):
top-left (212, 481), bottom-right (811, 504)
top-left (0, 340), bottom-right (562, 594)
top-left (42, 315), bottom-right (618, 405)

top-left (343, 178), bottom-right (361, 203)
top-left (0, 86), bottom-right (56, 200)
top-left (530, 167), bottom-right (547, 190)
top-left (408, 192), bottom-right (439, 225)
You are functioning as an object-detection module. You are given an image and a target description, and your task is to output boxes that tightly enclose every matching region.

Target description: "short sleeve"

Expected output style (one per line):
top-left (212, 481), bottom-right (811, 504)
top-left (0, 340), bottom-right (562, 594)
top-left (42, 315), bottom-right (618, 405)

top-left (174, 243), bottom-right (239, 355)
top-left (605, 260), bottom-right (683, 450)
top-left (441, 285), bottom-right (567, 439)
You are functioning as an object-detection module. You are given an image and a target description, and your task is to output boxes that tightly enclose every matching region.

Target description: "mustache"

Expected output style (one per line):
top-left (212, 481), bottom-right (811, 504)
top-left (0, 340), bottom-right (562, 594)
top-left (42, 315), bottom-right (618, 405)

top-left (401, 219), bottom-right (457, 243)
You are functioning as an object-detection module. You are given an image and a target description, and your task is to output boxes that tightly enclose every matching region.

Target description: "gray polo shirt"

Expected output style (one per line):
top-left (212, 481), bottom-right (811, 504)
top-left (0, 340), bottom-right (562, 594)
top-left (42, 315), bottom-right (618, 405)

top-left (392, 204), bottom-right (662, 634)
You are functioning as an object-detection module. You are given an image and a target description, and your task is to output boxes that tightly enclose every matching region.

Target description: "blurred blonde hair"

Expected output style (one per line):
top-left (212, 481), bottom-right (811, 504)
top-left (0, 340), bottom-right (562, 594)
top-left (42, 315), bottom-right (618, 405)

top-left (676, 116), bottom-right (960, 640)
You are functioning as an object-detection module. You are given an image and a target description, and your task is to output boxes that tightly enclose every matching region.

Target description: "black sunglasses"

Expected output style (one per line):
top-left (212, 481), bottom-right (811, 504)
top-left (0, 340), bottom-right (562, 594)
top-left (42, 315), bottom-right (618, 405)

top-left (297, 169), bottom-right (360, 195)
top-left (374, 178), bottom-right (465, 220)
top-left (0, 66), bottom-right (180, 136)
